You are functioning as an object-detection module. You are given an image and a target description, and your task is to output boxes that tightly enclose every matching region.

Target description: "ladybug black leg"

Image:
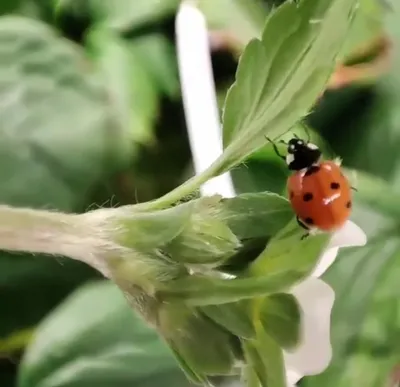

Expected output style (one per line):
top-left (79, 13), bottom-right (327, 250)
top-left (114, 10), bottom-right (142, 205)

top-left (265, 136), bottom-right (286, 161)
top-left (296, 216), bottom-right (310, 240)
top-left (301, 233), bottom-right (310, 241)
top-left (351, 186), bottom-right (358, 192)
top-left (296, 216), bottom-right (309, 230)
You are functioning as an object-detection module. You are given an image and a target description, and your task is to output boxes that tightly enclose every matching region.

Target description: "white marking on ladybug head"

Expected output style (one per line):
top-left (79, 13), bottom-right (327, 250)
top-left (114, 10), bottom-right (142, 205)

top-left (333, 157), bottom-right (342, 166)
top-left (307, 143), bottom-right (319, 150)
top-left (286, 153), bottom-right (294, 165)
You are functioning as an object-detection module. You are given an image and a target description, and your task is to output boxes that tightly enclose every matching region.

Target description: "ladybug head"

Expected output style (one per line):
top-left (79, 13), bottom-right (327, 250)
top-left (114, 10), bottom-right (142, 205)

top-left (286, 138), bottom-right (322, 171)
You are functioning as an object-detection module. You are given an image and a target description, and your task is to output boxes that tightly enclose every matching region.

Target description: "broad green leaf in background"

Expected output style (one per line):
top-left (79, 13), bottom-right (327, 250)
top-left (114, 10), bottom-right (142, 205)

top-left (130, 34), bottom-right (180, 99)
top-left (0, 15), bottom-right (131, 341)
top-left (328, 255), bottom-right (400, 387)
top-left (18, 281), bottom-right (192, 387)
top-left (56, 0), bottom-right (180, 32)
top-left (302, 217), bottom-right (400, 387)
top-left (86, 27), bottom-right (158, 147)
top-left (344, 168), bottom-right (400, 219)
top-left (0, 0), bottom-right (23, 15)
top-left (301, 6), bottom-right (400, 372)
top-left (217, 0), bottom-right (360, 174)
top-left (308, 1), bottom-right (399, 181)
top-left (0, 16), bottom-right (129, 210)
top-left (0, 256), bottom-right (100, 340)
top-left (86, 29), bottom-right (179, 149)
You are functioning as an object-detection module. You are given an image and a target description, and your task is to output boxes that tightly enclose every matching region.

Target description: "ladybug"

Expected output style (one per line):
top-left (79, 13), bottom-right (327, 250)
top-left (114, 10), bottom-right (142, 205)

top-left (267, 135), bottom-right (354, 238)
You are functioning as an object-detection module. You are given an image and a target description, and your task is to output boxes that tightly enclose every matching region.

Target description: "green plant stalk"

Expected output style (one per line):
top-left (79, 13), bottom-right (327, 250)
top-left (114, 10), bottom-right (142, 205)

top-left (134, 159), bottom-right (224, 210)
top-left (0, 205), bottom-right (113, 276)
top-left (133, 142), bottom-right (248, 211)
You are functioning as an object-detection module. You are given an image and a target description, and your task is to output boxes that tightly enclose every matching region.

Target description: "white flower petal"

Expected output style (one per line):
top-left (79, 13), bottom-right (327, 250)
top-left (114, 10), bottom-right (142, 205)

top-left (311, 220), bottom-right (367, 277)
top-left (327, 220), bottom-right (367, 250)
top-left (285, 278), bottom-right (335, 377)
top-left (175, 1), bottom-right (235, 198)
top-left (311, 247), bottom-right (339, 278)
top-left (286, 369), bottom-right (302, 386)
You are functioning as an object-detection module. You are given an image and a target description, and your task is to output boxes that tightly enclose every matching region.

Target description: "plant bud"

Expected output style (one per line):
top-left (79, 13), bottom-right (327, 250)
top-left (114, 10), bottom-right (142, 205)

top-left (164, 197), bottom-right (241, 264)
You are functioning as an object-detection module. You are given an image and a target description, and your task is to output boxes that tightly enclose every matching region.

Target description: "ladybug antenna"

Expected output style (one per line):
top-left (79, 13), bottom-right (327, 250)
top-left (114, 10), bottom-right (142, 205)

top-left (264, 135), bottom-right (287, 145)
top-left (265, 135), bottom-right (286, 161)
top-left (300, 123), bottom-right (311, 143)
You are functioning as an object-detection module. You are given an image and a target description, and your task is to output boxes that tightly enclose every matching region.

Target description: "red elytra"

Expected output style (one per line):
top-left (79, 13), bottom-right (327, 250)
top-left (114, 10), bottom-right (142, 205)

top-left (287, 160), bottom-right (352, 232)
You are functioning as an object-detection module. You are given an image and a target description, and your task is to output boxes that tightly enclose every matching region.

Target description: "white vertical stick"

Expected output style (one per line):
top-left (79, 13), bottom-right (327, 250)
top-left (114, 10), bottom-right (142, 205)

top-left (175, 1), bottom-right (236, 198)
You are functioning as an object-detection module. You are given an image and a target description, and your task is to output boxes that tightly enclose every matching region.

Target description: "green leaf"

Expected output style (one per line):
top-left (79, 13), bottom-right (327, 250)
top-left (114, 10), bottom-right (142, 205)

top-left (200, 302), bottom-right (255, 339)
top-left (160, 271), bottom-right (303, 306)
top-left (219, 192), bottom-right (293, 239)
top-left (339, 0), bottom-right (385, 59)
top-left (256, 331), bottom-right (286, 387)
top-left (250, 218), bottom-right (330, 284)
top-left (157, 303), bottom-right (235, 378)
top-left (86, 27), bottom-right (158, 147)
top-left (242, 340), bottom-right (267, 386)
top-left (198, 0), bottom-right (268, 47)
top-left (258, 293), bottom-right (301, 350)
top-left (246, 330), bottom-right (286, 387)
top-left (18, 281), bottom-right (192, 387)
top-left (217, 0), bottom-right (359, 174)
top-left (169, 346), bottom-right (209, 385)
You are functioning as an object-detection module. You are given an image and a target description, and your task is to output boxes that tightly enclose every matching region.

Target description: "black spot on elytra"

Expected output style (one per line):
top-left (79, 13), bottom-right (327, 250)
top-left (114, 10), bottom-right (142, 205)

top-left (305, 217), bottom-right (314, 225)
top-left (330, 182), bottom-right (340, 189)
top-left (346, 200), bottom-right (352, 209)
top-left (303, 192), bottom-right (313, 202)
top-left (290, 191), bottom-right (294, 199)
top-left (305, 165), bottom-right (320, 176)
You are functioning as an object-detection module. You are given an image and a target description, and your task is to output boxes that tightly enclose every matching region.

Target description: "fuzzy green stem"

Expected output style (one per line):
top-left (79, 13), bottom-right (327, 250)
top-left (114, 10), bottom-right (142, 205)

top-left (134, 161), bottom-right (223, 210)
top-left (0, 205), bottom-right (110, 275)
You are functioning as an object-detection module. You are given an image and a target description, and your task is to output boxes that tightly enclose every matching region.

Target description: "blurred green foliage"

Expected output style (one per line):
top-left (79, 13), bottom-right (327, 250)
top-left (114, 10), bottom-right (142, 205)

top-left (0, 0), bottom-right (399, 386)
